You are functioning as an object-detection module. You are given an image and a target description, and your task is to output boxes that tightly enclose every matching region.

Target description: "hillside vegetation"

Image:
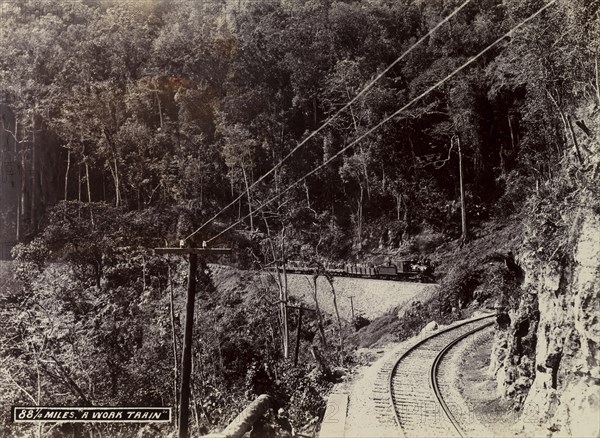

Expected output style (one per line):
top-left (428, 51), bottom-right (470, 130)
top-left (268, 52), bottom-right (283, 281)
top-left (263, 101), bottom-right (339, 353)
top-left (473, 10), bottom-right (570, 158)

top-left (1, 0), bottom-right (597, 253)
top-left (0, 0), bottom-right (598, 436)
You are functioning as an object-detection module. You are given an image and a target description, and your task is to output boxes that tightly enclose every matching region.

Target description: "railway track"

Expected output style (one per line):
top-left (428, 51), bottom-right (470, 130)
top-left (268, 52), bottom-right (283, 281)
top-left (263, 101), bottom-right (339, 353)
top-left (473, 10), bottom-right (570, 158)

top-left (374, 315), bottom-right (495, 437)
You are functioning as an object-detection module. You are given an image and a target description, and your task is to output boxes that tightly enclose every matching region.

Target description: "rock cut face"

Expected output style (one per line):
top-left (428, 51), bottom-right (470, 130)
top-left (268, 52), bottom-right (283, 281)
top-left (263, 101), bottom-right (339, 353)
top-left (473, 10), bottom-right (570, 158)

top-left (490, 213), bottom-right (600, 437)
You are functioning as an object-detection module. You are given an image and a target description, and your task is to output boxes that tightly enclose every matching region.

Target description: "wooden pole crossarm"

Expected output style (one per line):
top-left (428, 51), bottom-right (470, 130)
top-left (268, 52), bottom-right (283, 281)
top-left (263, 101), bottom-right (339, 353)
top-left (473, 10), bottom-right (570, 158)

top-left (154, 248), bottom-right (232, 255)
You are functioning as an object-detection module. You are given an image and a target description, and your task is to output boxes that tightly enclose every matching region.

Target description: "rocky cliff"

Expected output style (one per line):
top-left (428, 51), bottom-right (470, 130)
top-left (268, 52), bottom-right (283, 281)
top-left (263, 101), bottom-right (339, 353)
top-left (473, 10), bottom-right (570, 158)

top-left (489, 125), bottom-right (600, 436)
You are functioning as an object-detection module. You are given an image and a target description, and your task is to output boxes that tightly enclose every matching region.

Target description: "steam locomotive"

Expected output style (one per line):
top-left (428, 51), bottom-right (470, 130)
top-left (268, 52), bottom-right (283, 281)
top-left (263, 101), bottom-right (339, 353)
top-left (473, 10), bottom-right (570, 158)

top-left (281, 259), bottom-right (434, 283)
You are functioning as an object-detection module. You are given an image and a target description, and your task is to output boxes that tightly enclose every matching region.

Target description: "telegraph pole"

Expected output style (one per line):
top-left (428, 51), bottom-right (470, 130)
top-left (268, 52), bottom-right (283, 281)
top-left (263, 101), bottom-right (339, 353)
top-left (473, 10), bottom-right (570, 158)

top-left (155, 246), bottom-right (231, 438)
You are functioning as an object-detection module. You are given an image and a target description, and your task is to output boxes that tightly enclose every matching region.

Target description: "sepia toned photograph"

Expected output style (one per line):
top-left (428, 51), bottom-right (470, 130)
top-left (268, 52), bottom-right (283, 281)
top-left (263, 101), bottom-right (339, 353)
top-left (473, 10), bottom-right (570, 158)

top-left (0, 0), bottom-right (598, 437)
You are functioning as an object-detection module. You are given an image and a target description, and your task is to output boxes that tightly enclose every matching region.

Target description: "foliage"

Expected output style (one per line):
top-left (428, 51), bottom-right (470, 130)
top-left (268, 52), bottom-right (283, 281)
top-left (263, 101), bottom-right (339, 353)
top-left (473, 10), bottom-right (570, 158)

top-left (1, 0), bottom-right (598, 434)
top-left (1, 203), bottom-right (177, 437)
top-left (522, 156), bottom-right (600, 264)
top-left (2, 0), bottom-right (597, 252)
top-left (2, 203), bottom-right (339, 436)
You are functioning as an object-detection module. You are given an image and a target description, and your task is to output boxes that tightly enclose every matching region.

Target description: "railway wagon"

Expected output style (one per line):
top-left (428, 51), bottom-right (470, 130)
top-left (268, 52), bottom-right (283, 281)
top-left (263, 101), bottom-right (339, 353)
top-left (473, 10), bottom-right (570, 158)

top-left (346, 264), bottom-right (376, 277)
top-left (377, 265), bottom-right (398, 277)
top-left (278, 259), bottom-right (433, 282)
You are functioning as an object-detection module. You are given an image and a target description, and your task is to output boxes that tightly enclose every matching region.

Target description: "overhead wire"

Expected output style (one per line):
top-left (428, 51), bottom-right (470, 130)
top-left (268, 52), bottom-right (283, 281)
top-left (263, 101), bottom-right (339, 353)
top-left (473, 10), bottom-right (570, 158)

top-left (205, 0), bottom-right (558, 244)
top-left (183, 0), bottom-right (473, 242)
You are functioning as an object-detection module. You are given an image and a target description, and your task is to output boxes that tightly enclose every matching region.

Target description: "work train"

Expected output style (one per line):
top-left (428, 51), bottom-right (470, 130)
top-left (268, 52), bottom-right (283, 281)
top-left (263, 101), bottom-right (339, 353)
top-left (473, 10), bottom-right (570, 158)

top-left (281, 259), bottom-right (434, 283)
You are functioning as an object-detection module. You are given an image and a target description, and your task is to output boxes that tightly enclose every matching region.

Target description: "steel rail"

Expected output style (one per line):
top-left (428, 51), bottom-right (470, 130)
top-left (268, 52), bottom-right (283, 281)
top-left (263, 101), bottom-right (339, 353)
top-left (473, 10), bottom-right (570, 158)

top-left (429, 319), bottom-right (495, 438)
top-left (388, 314), bottom-right (495, 437)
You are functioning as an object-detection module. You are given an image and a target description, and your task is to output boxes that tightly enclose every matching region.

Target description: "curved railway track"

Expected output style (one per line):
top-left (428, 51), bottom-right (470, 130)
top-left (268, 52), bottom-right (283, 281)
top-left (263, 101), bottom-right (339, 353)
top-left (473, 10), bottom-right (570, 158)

top-left (381, 315), bottom-right (495, 437)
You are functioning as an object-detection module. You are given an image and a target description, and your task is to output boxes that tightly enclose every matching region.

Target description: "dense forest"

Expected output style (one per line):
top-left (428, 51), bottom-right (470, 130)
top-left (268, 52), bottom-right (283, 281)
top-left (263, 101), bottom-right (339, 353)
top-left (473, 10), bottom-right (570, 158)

top-left (1, 0), bottom-right (596, 250)
top-left (0, 0), bottom-right (598, 436)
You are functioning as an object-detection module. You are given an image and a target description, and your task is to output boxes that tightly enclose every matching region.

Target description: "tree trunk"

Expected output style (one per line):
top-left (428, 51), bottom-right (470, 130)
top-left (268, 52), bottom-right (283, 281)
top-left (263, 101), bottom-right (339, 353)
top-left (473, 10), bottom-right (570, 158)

top-left (13, 118), bottom-right (18, 155)
top-left (106, 159), bottom-right (119, 207)
top-left (30, 113), bottom-right (36, 233)
top-left (64, 148), bottom-right (71, 201)
top-left (84, 156), bottom-right (94, 225)
top-left (102, 129), bottom-right (121, 207)
top-left (168, 266), bottom-right (179, 422)
top-left (575, 120), bottom-right (594, 139)
top-left (199, 174), bottom-right (203, 209)
top-left (78, 164), bottom-right (82, 203)
top-left (361, 152), bottom-right (370, 199)
top-left (241, 164), bottom-right (253, 231)
top-left (457, 136), bottom-right (468, 243)
top-left (323, 133), bottom-right (332, 162)
top-left (15, 118), bottom-right (21, 241)
top-left (357, 184), bottom-right (364, 250)
top-left (282, 233), bottom-right (289, 359)
top-left (595, 57), bottom-right (600, 105)
top-left (325, 275), bottom-right (344, 366)
top-left (312, 276), bottom-right (327, 347)
top-left (507, 113), bottom-right (516, 150)
top-left (566, 115), bottom-right (583, 164)
top-left (304, 179), bottom-right (311, 209)
top-left (113, 158), bottom-right (121, 207)
top-left (16, 194), bottom-right (20, 241)
top-left (272, 261), bottom-right (286, 360)
top-left (279, 264), bottom-right (289, 359)
top-left (155, 89), bottom-right (164, 129)
top-left (220, 395), bottom-right (272, 438)
top-left (20, 118), bottom-right (26, 237)
top-left (504, 113), bottom-right (517, 173)
top-left (547, 91), bottom-right (570, 157)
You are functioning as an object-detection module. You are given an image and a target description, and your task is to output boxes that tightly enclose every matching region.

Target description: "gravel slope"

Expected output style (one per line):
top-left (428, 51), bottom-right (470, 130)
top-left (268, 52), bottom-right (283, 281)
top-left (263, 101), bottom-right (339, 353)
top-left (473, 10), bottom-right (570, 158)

top-left (284, 274), bottom-right (438, 321)
top-left (209, 265), bottom-right (436, 321)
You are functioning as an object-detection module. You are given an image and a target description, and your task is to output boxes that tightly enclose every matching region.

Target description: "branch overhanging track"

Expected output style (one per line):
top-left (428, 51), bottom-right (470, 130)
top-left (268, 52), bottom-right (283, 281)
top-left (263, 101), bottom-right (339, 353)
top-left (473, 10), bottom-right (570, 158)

top-left (385, 315), bottom-right (495, 438)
